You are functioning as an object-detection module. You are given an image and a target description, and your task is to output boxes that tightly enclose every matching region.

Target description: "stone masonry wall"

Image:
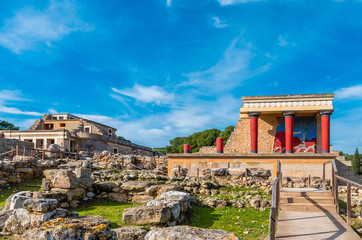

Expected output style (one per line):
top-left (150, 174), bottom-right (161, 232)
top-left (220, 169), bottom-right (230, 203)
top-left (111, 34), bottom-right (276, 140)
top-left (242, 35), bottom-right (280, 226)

top-left (198, 146), bottom-right (216, 154)
top-left (224, 115), bottom-right (277, 154)
top-left (0, 138), bottom-right (34, 154)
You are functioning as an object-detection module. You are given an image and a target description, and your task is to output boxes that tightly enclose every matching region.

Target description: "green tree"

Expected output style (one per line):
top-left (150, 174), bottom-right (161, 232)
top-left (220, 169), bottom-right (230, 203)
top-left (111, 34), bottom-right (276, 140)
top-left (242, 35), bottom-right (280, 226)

top-left (217, 125), bottom-right (234, 144)
top-left (162, 126), bottom-right (235, 154)
top-left (351, 148), bottom-right (361, 175)
top-left (0, 120), bottom-right (19, 130)
top-left (117, 136), bottom-right (131, 143)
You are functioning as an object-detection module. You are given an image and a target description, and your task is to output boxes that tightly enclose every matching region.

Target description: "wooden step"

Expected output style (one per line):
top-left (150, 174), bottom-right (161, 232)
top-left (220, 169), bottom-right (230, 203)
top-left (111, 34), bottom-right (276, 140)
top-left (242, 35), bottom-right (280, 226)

top-left (280, 203), bottom-right (336, 212)
top-left (280, 196), bottom-right (334, 204)
top-left (280, 191), bottom-right (332, 198)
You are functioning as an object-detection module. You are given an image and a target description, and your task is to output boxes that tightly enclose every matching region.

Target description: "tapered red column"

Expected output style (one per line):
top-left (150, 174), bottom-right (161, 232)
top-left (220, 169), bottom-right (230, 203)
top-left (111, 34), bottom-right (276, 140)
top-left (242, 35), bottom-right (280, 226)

top-left (320, 110), bottom-right (333, 153)
top-left (216, 138), bottom-right (224, 153)
top-left (183, 144), bottom-right (191, 153)
top-left (248, 112), bottom-right (260, 153)
top-left (283, 111), bottom-right (296, 153)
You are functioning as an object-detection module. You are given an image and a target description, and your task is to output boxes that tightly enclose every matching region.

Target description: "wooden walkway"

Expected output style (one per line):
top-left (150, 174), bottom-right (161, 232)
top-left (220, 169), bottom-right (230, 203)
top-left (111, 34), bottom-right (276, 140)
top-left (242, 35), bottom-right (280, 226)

top-left (276, 188), bottom-right (360, 240)
top-left (276, 211), bottom-right (360, 239)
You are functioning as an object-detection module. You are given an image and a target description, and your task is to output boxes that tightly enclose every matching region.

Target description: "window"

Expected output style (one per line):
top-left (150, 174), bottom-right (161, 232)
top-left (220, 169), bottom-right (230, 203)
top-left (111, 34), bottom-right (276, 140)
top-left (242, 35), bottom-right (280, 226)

top-left (84, 127), bottom-right (90, 133)
top-left (113, 148), bottom-right (118, 154)
top-left (59, 123), bottom-right (66, 128)
top-left (59, 116), bottom-right (64, 120)
top-left (108, 129), bottom-right (112, 137)
top-left (52, 117), bottom-right (57, 120)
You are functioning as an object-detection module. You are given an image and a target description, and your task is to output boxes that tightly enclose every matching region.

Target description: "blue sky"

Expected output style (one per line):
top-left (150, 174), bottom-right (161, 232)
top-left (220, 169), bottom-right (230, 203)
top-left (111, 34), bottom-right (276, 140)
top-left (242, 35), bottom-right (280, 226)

top-left (0, 0), bottom-right (362, 153)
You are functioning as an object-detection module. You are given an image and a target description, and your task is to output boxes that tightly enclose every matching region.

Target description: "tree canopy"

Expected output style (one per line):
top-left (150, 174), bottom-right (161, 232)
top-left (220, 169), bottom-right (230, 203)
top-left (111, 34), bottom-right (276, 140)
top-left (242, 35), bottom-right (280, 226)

top-left (117, 136), bottom-right (131, 143)
top-left (0, 120), bottom-right (19, 130)
top-left (158, 126), bottom-right (234, 154)
top-left (352, 148), bottom-right (361, 175)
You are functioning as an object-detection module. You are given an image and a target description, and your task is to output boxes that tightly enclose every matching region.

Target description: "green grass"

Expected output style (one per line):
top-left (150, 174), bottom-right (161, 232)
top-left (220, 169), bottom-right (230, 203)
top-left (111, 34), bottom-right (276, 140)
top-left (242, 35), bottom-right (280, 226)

top-left (184, 205), bottom-right (270, 240)
top-left (76, 200), bottom-right (143, 228)
top-left (0, 178), bottom-right (42, 208)
top-left (339, 198), bottom-right (362, 237)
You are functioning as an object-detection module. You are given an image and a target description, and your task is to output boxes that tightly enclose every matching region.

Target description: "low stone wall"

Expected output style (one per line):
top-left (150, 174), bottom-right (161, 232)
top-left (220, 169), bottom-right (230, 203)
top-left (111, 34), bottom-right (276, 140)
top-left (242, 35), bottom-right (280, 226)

top-left (167, 153), bottom-right (336, 179)
top-left (0, 138), bottom-right (34, 155)
top-left (0, 156), bottom-right (61, 184)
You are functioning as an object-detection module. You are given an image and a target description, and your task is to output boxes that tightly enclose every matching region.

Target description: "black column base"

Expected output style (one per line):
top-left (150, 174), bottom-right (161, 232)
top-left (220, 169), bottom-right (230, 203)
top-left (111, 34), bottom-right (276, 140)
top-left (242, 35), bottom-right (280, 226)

top-left (183, 151), bottom-right (191, 153)
top-left (250, 150), bottom-right (257, 153)
top-left (322, 150), bottom-right (330, 153)
top-left (216, 150), bottom-right (223, 153)
top-left (285, 150), bottom-right (293, 153)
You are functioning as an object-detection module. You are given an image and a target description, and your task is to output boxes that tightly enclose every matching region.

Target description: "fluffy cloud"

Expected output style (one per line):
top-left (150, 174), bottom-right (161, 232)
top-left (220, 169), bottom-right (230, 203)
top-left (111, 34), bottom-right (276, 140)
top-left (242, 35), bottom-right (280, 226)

top-left (0, 0), bottom-right (92, 54)
top-left (111, 84), bottom-right (174, 105)
top-left (334, 84), bottom-right (362, 100)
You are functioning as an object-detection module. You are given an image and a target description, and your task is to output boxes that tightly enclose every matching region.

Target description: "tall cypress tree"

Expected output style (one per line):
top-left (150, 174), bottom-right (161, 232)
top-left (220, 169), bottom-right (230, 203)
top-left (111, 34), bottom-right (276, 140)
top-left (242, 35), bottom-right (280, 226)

top-left (352, 148), bottom-right (361, 175)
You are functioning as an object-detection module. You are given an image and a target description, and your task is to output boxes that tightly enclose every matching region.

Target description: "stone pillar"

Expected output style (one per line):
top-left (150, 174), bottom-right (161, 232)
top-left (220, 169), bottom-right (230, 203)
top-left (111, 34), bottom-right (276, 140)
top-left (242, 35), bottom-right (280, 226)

top-left (248, 112), bottom-right (260, 153)
top-left (183, 144), bottom-right (191, 153)
top-left (320, 110), bottom-right (333, 153)
top-left (216, 138), bottom-right (224, 153)
top-left (283, 111), bottom-right (296, 153)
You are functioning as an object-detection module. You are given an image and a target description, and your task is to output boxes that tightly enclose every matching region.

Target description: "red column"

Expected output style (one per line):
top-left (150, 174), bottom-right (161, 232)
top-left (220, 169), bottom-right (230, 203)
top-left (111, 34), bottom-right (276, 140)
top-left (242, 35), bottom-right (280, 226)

top-left (320, 111), bottom-right (333, 153)
top-left (216, 138), bottom-right (224, 153)
top-left (248, 112), bottom-right (260, 153)
top-left (283, 112), bottom-right (296, 153)
top-left (183, 144), bottom-right (191, 153)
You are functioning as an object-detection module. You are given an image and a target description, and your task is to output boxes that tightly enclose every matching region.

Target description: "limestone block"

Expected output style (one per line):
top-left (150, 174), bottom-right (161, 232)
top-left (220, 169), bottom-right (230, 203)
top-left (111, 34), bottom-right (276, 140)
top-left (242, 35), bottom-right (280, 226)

top-left (43, 169), bottom-right (78, 189)
top-left (23, 199), bottom-right (58, 213)
top-left (144, 226), bottom-right (242, 240)
top-left (4, 191), bottom-right (32, 210)
top-left (113, 226), bottom-right (147, 240)
top-left (109, 193), bottom-right (128, 203)
top-left (122, 206), bottom-right (172, 225)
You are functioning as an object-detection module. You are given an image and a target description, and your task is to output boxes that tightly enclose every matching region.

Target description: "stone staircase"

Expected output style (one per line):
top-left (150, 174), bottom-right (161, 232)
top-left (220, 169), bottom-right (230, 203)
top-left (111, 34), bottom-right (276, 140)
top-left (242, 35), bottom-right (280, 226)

top-left (280, 188), bottom-right (336, 212)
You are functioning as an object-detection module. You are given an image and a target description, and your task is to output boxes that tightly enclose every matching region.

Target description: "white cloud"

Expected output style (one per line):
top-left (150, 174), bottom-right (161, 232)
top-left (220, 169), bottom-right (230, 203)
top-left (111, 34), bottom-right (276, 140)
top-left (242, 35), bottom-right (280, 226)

top-left (111, 84), bottom-right (174, 105)
top-left (218, 0), bottom-right (264, 6)
top-left (212, 17), bottom-right (228, 28)
top-left (183, 38), bottom-right (271, 93)
top-left (0, 105), bottom-right (42, 116)
top-left (0, 89), bottom-right (28, 104)
top-left (334, 84), bottom-right (362, 100)
top-left (48, 108), bottom-right (58, 114)
top-left (166, 0), bottom-right (172, 7)
top-left (0, 0), bottom-right (92, 54)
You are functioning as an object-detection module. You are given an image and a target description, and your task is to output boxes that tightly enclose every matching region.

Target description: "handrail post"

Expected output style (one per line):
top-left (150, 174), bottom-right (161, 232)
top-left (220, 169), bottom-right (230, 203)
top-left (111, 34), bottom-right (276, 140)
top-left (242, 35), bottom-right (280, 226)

top-left (178, 165), bottom-right (181, 177)
top-left (16, 145), bottom-right (19, 156)
top-left (347, 183), bottom-right (351, 226)
top-left (323, 163), bottom-right (326, 189)
top-left (335, 174), bottom-right (339, 213)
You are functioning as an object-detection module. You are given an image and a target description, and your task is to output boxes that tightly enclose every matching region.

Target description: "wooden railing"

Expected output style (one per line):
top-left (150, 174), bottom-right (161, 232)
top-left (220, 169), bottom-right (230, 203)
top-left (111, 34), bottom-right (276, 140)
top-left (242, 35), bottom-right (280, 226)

top-left (268, 160), bottom-right (282, 240)
top-left (1, 144), bottom-right (80, 161)
top-left (323, 159), bottom-right (362, 226)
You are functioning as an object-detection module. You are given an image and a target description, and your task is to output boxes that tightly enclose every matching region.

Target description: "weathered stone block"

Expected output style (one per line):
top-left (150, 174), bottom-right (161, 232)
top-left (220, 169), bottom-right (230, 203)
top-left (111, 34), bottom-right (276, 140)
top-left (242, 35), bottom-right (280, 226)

top-left (122, 206), bottom-right (171, 225)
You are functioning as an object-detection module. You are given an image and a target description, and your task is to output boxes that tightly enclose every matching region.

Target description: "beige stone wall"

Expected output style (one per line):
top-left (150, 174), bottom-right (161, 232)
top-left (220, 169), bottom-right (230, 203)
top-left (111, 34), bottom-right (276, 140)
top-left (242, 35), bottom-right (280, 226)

top-left (198, 146), bottom-right (216, 154)
top-left (224, 118), bottom-right (249, 154)
top-left (168, 155), bottom-right (336, 178)
top-left (224, 115), bottom-right (277, 154)
top-left (258, 115), bottom-right (278, 153)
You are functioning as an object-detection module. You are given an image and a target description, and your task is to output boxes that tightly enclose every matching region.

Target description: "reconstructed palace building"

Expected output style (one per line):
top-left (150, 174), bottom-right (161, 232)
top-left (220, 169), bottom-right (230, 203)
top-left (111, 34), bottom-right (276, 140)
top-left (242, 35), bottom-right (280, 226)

top-left (3, 113), bottom-right (153, 156)
top-left (168, 93), bottom-right (337, 178)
